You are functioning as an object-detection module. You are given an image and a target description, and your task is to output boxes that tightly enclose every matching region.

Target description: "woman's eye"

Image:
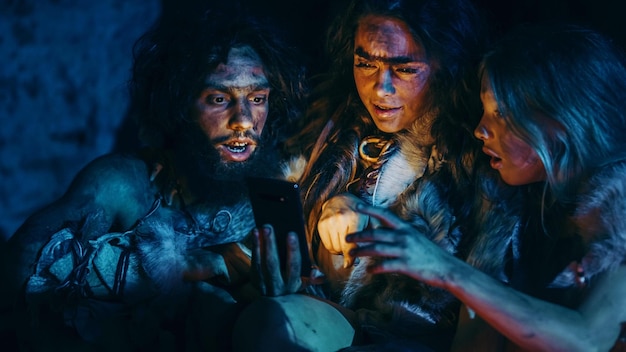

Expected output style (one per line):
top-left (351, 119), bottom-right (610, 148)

top-left (396, 63), bottom-right (429, 75)
top-left (355, 61), bottom-right (375, 69)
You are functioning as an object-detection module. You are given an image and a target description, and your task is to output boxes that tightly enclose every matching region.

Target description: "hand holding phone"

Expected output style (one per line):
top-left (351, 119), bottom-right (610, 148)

top-left (246, 177), bottom-right (313, 278)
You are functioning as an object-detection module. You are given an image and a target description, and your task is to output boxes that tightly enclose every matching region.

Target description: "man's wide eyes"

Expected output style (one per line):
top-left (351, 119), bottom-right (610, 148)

top-left (205, 94), bottom-right (267, 105)
top-left (207, 95), bottom-right (227, 104)
top-left (251, 95), bottom-right (267, 104)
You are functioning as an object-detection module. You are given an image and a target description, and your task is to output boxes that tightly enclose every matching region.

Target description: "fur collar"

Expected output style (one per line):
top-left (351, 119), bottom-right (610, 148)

top-left (463, 173), bottom-right (524, 282)
top-left (337, 123), bottom-right (461, 329)
top-left (135, 155), bottom-right (307, 292)
top-left (280, 155), bottom-right (307, 183)
top-left (339, 177), bottom-right (462, 331)
top-left (465, 162), bottom-right (626, 289)
top-left (551, 161), bottom-right (626, 286)
top-left (373, 111), bottom-right (443, 207)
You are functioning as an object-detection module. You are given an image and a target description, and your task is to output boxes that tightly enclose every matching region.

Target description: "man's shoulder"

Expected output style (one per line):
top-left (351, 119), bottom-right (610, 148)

top-left (74, 152), bottom-right (151, 188)
top-left (84, 152), bottom-right (149, 173)
top-left (65, 152), bottom-right (156, 217)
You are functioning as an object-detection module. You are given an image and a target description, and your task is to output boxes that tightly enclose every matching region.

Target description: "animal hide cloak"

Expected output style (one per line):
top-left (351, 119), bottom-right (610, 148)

top-left (22, 154), bottom-right (306, 349)
top-left (465, 161), bottom-right (626, 294)
top-left (313, 119), bottom-right (491, 349)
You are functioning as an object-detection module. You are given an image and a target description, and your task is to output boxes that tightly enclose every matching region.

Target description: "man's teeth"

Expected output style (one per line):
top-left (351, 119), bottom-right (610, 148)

top-left (226, 142), bottom-right (247, 153)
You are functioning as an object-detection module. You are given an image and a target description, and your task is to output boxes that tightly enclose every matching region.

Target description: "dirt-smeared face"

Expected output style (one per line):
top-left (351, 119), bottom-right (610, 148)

top-left (194, 45), bottom-right (270, 163)
top-left (353, 15), bottom-right (431, 133)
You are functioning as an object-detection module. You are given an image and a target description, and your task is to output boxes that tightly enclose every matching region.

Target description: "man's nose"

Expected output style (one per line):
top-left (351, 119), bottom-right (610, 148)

top-left (375, 68), bottom-right (395, 96)
top-left (230, 100), bottom-right (254, 131)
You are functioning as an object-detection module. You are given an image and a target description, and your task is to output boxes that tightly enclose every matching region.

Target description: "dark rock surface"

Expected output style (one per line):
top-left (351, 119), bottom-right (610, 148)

top-left (0, 0), bottom-right (160, 239)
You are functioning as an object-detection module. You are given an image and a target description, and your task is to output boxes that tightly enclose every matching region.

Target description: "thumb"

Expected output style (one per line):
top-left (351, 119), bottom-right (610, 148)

top-left (342, 242), bottom-right (358, 268)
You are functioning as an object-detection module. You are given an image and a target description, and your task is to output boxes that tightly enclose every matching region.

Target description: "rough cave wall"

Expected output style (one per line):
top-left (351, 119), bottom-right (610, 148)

top-left (0, 0), bottom-right (161, 239)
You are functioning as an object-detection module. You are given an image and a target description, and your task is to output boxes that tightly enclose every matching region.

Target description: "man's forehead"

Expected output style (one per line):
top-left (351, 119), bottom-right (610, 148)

top-left (205, 45), bottom-right (269, 89)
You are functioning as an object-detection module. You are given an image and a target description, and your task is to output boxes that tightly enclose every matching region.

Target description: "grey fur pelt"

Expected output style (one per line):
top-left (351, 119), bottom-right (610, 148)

top-left (336, 120), bottom-right (465, 333)
top-left (134, 156), bottom-right (307, 294)
top-left (333, 117), bottom-right (526, 336)
top-left (465, 161), bottom-right (626, 288)
top-left (340, 177), bottom-right (462, 333)
top-left (463, 168), bottom-right (524, 282)
top-left (557, 161), bottom-right (626, 285)
top-left (133, 202), bottom-right (255, 295)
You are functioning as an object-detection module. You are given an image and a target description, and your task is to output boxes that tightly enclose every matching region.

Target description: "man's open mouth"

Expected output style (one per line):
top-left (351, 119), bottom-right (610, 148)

top-left (225, 141), bottom-right (249, 153)
top-left (218, 138), bottom-right (257, 162)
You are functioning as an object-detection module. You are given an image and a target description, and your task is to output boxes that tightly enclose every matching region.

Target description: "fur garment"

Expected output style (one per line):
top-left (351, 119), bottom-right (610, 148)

top-left (570, 161), bottom-right (626, 349)
top-left (134, 155), bottom-right (307, 294)
top-left (313, 118), bottom-right (480, 347)
top-left (21, 154), bottom-right (307, 348)
top-left (555, 161), bottom-right (626, 287)
top-left (340, 176), bottom-right (463, 338)
top-left (307, 109), bottom-right (527, 350)
top-left (466, 161), bottom-right (626, 295)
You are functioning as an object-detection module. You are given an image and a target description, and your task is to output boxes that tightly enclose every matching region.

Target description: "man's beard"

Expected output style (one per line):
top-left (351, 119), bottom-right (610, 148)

top-left (176, 126), bottom-right (282, 204)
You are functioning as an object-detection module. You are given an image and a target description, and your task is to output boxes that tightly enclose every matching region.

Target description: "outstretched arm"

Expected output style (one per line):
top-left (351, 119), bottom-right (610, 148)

top-left (347, 203), bottom-right (626, 351)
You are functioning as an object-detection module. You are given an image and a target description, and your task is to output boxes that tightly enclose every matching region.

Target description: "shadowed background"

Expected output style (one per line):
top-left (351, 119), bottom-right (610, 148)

top-left (1, 0), bottom-right (625, 241)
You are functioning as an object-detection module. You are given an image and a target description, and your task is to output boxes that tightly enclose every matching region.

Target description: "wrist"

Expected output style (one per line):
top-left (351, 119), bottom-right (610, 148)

top-left (438, 255), bottom-right (470, 292)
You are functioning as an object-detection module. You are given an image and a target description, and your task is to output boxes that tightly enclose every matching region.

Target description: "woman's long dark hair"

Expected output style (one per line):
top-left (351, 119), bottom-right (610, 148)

top-left (293, 0), bottom-right (487, 246)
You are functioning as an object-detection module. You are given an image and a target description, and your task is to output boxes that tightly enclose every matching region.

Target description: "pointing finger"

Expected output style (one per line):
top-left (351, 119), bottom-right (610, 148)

top-left (356, 203), bottom-right (409, 230)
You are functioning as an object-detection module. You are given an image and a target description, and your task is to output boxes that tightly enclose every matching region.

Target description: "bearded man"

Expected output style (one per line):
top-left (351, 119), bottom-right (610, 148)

top-left (0, 5), bottom-right (306, 351)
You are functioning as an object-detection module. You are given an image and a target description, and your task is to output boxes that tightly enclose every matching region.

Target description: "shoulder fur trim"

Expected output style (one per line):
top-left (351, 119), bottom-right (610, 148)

top-left (464, 173), bottom-right (523, 281)
top-left (339, 177), bottom-right (461, 326)
top-left (572, 162), bottom-right (626, 279)
top-left (280, 155), bottom-right (307, 183)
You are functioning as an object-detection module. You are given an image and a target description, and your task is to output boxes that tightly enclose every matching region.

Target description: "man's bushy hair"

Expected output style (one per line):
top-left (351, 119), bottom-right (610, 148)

top-left (128, 4), bottom-right (307, 149)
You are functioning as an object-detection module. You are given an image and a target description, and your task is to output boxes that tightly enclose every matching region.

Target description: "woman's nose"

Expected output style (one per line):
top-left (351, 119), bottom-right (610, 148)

top-left (474, 118), bottom-right (490, 140)
top-left (375, 68), bottom-right (395, 96)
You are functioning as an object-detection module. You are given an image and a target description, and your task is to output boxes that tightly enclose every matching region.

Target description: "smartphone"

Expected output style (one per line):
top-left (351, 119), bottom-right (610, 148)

top-left (246, 176), bottom-right (313, 277)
